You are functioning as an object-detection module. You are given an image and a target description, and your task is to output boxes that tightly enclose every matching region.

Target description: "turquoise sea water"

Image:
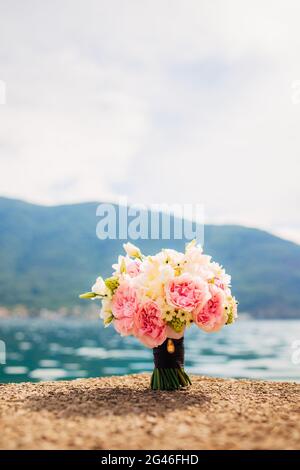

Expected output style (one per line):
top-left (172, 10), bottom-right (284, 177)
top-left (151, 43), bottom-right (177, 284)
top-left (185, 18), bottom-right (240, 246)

top-left (1, 318), bottom-right (300, 383)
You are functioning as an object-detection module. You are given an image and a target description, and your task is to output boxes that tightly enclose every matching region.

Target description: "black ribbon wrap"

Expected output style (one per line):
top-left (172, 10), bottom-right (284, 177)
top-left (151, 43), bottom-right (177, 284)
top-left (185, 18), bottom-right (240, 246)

top-left (153, 337), bottom-right (184, 369)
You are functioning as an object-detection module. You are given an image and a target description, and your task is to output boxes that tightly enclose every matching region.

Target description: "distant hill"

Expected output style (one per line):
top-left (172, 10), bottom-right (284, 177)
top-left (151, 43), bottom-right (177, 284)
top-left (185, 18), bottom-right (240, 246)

top-left (0, 197), bottom-right (299, 318)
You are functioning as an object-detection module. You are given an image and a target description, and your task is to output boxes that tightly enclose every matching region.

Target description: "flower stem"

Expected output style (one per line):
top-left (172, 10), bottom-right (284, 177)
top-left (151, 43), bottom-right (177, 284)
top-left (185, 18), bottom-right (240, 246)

top-left (150, 367), bottom-right (191, 391)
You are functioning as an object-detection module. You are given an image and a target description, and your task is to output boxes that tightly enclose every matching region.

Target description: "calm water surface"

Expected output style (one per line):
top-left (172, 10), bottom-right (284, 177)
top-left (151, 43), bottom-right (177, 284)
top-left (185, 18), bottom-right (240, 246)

top-left (1, 318), bottom-right (300, 383)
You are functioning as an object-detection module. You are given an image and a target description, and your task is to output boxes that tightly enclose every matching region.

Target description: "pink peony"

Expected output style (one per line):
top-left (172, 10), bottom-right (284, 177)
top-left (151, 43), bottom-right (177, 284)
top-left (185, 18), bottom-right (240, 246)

top-left (165, 274), bottom-right (211, 312)
top-left (193, 285), bottom-right (226, 332)
top-left (112, 282), bottom-right (139, 336)
top-left (134, 300), bottom-right (167, 348)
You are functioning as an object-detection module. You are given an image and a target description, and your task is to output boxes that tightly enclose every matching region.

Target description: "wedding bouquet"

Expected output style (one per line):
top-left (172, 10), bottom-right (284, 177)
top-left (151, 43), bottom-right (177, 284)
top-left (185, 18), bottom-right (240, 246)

top-left (80, 240), bottom-right (238, 390)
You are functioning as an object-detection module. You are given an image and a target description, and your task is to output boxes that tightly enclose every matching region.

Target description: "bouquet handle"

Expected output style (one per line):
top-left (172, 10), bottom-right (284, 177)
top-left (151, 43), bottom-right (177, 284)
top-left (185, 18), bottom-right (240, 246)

top-left (151, 337), bottom-right (191, 390)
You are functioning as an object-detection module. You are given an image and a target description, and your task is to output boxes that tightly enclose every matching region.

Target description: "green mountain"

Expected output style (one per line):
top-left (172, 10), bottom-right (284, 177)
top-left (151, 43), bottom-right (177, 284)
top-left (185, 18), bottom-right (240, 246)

top-left (0, 197), bottom-right (299, 318)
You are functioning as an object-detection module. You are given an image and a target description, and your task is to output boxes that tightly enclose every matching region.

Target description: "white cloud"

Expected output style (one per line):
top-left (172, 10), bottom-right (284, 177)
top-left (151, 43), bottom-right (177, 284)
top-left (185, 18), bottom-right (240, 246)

top-left (0, 0), bottom-right (300, 242)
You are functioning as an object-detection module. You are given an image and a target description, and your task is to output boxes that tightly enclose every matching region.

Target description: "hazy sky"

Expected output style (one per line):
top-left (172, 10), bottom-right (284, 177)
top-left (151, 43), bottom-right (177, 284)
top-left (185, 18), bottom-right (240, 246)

top-left (0, 1), bottom-right (300, 242)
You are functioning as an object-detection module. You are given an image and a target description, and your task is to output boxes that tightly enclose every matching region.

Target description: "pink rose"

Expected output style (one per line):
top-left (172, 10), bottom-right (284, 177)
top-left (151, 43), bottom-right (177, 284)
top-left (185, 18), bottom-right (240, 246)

top-left (134, 300), bottom-right (167, 348)
top-left (126, 260), bottom-right (141, 277)
top-left (112, 282), bottom-right (139, 336)
top-left (214, 278), bottom-right (225, 290)
top-left (165, 274), bottom-right (211, 312)
top-left (193, 285), bottom-right (226, 332)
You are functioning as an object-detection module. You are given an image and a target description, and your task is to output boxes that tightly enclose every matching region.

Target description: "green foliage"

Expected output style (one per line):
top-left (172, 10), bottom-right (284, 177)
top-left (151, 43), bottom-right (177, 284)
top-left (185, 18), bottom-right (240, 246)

top-left (0, 197), bottom-right (300, 318)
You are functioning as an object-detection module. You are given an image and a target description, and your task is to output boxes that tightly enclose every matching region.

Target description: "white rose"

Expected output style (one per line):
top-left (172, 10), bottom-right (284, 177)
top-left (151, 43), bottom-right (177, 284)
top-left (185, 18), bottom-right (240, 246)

top-left (183, 246), bottom-right (211, 276)
top-left (161, 249), bottom-right (184, 266)
top-left (159, 264), bottom-right (175, 282)
top-left (209, 262), bottom-right (231, 288)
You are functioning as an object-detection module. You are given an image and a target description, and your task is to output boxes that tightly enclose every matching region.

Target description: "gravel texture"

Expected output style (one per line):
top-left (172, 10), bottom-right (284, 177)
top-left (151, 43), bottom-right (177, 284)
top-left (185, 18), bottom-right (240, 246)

top-left (0, 374), bottom-right (300, 449)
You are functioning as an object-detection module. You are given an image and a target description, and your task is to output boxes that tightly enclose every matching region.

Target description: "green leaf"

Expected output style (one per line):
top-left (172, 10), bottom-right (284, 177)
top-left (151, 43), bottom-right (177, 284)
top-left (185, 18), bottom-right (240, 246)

top-left (103, 313), bottom-right (114, 326)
